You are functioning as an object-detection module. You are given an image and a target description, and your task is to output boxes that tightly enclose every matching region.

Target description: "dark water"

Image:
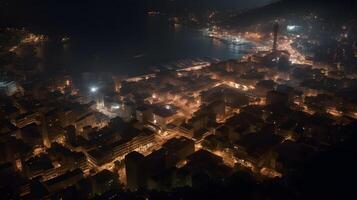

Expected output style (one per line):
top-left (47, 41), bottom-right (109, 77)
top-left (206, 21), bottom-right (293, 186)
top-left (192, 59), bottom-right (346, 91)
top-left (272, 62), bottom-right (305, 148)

top-left (39, 17), bottom-right (252, 76)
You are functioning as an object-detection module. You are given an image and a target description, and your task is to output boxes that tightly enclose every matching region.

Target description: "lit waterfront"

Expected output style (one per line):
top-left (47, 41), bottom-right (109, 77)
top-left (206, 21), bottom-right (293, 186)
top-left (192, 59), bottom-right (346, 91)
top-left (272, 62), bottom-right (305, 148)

top-left (2, 0), bottom-right (357, 198)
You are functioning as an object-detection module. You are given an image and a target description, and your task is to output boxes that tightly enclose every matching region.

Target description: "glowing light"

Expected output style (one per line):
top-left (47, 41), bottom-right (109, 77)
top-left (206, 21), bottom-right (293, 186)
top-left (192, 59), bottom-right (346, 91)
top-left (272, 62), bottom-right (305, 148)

top-left (111, 105), bottom-right (120, 110)
top-left (62, 37), bottom-right (70, 42)
top-left (90, 86), bottom-right (98, 93)
top-left (33, 147), bottom-right (46, 156)
top-left (9, 46), bottom-right (18, 52)
top-left (287, 25), bottom-right (298, 31)
top-left (326, 107), bottom-right (343, 117)
top-left (260, 167), bottom-right (282, 178)
top-left (165, 105), bottom-right (171, 110)
top-left (15, 159), bottom-right (22, 171)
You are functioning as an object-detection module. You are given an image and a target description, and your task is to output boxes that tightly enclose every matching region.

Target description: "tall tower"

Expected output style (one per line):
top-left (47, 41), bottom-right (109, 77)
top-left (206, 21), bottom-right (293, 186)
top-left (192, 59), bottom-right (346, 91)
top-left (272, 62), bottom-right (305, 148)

top-left (273, 23), bottom-right (279, 51)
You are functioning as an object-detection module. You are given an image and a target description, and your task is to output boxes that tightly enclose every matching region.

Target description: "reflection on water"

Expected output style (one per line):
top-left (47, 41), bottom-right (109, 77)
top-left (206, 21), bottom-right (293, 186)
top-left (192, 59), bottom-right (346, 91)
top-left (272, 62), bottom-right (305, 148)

top-left (39, 19), bottom-right (253, 76)
top-left (212, 38), bottom-right (224, 47)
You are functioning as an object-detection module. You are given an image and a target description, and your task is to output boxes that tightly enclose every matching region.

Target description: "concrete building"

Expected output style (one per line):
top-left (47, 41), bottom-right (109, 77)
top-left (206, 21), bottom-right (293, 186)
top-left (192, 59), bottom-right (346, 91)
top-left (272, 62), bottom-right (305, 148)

top-left (125, 151), bottom-right (146, 191)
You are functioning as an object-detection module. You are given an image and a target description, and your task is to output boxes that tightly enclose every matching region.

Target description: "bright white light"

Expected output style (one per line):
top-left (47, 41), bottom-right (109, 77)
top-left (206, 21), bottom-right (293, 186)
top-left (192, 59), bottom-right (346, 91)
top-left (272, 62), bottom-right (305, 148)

top-left (111, 105), bottom-right (120, 110)
top-left (287, 25), bottom-right (297, 31)
top-left (90, 86), bottom-right (98, 93)
top-left (165, 105), bottom-right (171, 110)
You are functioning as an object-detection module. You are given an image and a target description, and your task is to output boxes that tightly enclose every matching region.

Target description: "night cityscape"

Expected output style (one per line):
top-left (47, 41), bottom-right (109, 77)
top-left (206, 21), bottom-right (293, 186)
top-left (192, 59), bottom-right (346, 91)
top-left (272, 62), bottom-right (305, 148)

top-left (1, 0), bottom-right (357, 199)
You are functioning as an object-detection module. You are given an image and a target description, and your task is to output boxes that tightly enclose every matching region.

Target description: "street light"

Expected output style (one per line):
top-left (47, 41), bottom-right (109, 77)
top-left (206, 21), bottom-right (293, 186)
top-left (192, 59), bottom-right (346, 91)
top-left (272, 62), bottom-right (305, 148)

top-left (287, 25), bottom-right (299, 31)
top-left (111, 105), bottom-right (120, 110)
top-left (90, 86), bottom-right (98, 93)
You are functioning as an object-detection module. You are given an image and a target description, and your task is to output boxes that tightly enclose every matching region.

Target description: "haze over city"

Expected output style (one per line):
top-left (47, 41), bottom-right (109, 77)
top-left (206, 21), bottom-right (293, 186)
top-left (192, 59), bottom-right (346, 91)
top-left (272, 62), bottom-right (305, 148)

top-left (0, 0), bottom-right (357, 199)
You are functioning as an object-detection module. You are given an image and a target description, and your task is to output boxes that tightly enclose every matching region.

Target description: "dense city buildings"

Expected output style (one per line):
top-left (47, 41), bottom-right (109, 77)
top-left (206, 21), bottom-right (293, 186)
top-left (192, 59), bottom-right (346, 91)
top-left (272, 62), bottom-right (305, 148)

top-left (1, 0), bottom-right (357, 199)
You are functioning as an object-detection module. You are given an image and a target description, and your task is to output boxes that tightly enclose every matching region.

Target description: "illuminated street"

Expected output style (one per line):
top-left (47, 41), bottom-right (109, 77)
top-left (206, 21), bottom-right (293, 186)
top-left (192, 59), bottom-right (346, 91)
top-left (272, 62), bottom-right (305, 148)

top-left (1, 0), bottom-right (357, 199)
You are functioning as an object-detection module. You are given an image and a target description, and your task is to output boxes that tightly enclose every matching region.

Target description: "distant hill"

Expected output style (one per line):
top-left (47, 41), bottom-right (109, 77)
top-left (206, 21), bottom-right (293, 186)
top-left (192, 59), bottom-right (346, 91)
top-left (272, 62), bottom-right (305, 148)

top-left (0, 0), bottom-right (272, 34)
top-left (147, 0), bottom-right (273, 13)
top-left (224, 0), bottom-right (357, 28)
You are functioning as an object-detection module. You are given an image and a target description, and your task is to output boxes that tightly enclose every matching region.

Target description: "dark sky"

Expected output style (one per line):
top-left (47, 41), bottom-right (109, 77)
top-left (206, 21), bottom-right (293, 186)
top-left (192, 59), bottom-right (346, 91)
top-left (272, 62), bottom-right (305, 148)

top-left (0, 0), bottom-right (275, 33)
top-left (0, 0), bottom-right (274, 15)
top-left (219, 0), bottom-right (274, 8)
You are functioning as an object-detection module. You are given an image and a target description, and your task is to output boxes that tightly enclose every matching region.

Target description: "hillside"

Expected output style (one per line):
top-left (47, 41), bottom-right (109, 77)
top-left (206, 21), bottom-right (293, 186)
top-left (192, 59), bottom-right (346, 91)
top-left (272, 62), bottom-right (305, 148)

top-left (224, 0), bottom-right (357, 29)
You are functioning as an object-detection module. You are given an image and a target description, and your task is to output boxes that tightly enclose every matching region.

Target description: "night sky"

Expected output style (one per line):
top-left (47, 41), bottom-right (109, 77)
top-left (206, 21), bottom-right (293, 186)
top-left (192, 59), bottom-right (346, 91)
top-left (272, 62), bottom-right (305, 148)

top-left (0, 0), bottom-right (275, 34)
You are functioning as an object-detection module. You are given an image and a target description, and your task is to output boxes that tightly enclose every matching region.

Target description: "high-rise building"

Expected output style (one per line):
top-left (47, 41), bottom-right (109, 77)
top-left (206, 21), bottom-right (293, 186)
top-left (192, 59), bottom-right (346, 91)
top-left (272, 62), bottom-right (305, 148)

top-left (125, 151), bottom-right (146, 191)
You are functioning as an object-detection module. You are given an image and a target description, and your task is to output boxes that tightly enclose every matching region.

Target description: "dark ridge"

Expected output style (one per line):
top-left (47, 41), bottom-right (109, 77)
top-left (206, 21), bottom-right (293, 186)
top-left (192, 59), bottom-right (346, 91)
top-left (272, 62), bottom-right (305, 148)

top-left (224, 0), bottom-right (357, 28)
